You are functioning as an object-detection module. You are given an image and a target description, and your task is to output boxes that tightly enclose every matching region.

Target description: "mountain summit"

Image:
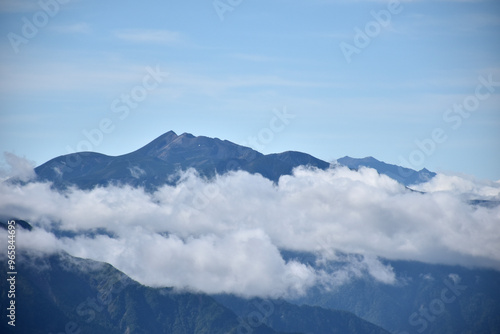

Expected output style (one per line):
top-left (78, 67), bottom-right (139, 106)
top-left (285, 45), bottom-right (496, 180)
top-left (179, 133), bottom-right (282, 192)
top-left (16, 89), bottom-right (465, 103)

top-left (131, 131), bottom-right (260, 166)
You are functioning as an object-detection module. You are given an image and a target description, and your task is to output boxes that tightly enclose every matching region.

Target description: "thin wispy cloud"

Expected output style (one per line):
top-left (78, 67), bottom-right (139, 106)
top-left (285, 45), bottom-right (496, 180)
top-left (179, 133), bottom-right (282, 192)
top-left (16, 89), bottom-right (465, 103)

top-left (397, 12), bottom-right (500, 37)
top-left (229, 53), bottom-right (283, 63)
top-left (114, 29), bottom-right (184, 45)
top-left (0, 62), bottom-right (157, 94)
top-left (51, 23), bottom-right (91, 34)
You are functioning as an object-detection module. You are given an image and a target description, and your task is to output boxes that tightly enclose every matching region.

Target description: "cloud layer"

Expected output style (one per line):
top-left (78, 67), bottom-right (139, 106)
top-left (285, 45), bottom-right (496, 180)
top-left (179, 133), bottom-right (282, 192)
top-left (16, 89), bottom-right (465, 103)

top-left (1, 159), bottom-right (499, 297)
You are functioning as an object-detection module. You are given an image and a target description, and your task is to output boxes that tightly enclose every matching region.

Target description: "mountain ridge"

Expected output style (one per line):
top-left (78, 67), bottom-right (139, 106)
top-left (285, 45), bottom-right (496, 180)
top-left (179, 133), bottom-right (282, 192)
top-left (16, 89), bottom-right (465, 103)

top-left (33, 131), bottom-right (434, 190)
top-left (337, 155), bottom-right (436, 186)
top-left (34, 131), bottom-right (329, 190)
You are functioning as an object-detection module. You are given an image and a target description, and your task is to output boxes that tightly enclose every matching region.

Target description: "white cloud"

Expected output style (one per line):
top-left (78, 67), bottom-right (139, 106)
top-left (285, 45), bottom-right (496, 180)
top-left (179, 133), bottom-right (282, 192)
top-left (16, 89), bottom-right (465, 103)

top-left (412, 173), bottom-right (500, 200)
top-left (229, 53), bottom-right (283, 63)
top-left (314, 254), bottom-right (396, 289)
top-left (51, 23), bottom-right (91, 34)
top-left (421, 273), bottom-right (434, 281)
top-left (0, 62), bottom-right (150, 95)
top-left (59, 228), bottom-right (318, 298)
top-left (115, 29), bottom-right (184, 45)
top-left (0, 166), bottom-right (499, 297)
top-left (0, 152), bottom-right (36, 182)
top-left (128, 166), bottom-right (146, 179)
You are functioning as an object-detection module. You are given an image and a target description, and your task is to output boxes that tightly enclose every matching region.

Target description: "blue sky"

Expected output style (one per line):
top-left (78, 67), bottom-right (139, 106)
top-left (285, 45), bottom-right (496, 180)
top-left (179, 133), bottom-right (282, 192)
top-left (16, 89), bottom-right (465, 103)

top-left (1, 0), bottom-right (499, 180)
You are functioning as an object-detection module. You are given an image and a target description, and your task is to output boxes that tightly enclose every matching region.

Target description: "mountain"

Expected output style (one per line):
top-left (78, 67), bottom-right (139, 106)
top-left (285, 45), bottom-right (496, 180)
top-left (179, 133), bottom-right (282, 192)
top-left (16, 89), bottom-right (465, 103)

top-left (34, 131), bottom-right (330, 190)
top-left (0, 249), bottom-right (391, 334)
top-left (0, 252), bottom-right (263, 334)
top-left (34, 131), bottom-right (436, 191)
top-left (0, 217), bottom-right (32, 231)
top-left (214, 295), bottom-right (391, 334)
top-left (281, 251), bottom-right (500, 334)
top-left (337, 156), bottom-right (436, 186)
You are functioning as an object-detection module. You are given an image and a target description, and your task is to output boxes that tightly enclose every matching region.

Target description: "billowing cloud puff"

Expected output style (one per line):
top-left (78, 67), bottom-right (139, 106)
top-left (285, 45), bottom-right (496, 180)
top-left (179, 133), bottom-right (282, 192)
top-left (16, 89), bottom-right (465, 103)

top-left (0, 165), bottom-right (499, 297)
top-left (58, 228), bottom-right (318, 298)
top-left (0, 152), bottom-right (36, 182)
top-left (412, 173), bottom-right (500, 200)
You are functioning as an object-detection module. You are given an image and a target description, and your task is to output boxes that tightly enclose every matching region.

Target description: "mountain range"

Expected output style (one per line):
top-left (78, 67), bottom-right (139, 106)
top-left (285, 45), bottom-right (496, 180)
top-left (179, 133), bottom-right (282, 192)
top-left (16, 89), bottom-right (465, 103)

top-left (34, 130), bottom-right (434, 190)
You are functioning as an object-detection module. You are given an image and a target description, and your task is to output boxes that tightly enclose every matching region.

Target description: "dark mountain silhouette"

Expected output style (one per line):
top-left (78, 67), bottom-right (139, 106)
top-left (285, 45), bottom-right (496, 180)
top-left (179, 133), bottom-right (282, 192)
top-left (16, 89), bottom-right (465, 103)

top-left (34, 131), bottom-right (330, 190)
top-left (34, 131), bottom-right (436, 191)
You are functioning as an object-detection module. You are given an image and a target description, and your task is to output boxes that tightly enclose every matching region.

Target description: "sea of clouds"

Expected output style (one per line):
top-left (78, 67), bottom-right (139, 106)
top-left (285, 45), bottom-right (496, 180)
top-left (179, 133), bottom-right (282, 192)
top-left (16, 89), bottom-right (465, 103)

top-left (1, 153), bottom-right (499, 298)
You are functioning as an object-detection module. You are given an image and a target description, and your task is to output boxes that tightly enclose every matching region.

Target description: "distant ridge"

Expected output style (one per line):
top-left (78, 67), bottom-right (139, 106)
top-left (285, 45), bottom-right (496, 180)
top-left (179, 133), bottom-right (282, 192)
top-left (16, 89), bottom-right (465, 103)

top-left (337, 156), bottom-right (436, 186)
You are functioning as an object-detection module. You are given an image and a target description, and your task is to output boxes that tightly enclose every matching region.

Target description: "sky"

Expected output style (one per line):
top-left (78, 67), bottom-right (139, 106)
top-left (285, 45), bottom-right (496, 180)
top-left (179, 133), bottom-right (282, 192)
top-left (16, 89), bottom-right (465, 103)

top-left (0, 0), bottom-right (499, 180)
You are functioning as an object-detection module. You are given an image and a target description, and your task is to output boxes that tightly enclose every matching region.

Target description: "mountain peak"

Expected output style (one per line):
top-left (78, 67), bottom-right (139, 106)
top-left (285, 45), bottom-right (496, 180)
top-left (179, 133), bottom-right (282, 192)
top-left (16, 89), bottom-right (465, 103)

top-left (158, 130), bottom-right (179, 142)
top-left (133, 130), bottom-right (181, 157)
